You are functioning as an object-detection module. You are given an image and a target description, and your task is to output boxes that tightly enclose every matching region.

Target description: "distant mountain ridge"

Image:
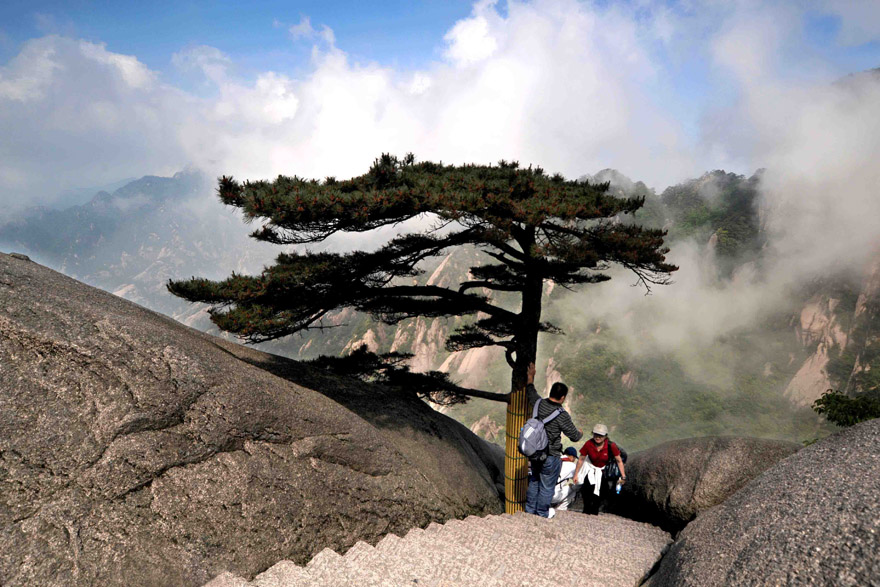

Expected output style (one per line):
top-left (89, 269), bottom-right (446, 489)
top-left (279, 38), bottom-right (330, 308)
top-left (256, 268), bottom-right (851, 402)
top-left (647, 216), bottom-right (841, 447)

top-left (0, 170), bottom-right (279, 321)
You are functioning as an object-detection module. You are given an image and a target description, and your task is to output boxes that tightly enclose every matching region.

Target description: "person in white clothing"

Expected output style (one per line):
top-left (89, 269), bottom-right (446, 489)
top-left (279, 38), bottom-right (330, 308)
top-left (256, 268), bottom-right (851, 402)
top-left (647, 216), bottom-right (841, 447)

top-left (548, 447), bottom-right (580, 517)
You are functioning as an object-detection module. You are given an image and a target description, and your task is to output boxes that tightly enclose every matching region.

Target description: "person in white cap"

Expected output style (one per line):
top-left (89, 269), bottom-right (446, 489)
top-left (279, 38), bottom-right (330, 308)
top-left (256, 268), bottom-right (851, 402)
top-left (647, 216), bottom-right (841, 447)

top-left (572, 423), bottom-right (626, 515)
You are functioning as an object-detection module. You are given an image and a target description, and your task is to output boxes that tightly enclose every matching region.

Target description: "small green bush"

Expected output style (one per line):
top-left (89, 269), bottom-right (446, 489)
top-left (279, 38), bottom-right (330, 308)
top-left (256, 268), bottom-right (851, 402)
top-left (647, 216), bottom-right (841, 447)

top-left (812, 389), bottom-right (880, 427)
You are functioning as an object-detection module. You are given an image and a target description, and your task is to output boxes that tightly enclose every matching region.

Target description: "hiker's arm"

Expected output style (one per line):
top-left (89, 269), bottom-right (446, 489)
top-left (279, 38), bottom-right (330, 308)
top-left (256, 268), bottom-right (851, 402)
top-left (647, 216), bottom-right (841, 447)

top-left (560, 413), bottom-right (583, 443)
top-left (525, 363), bottom-right (539, 405)
top-left (573, 455), bottom-right (585, 484)
top-left (616, 454), bottom-right (626, 484)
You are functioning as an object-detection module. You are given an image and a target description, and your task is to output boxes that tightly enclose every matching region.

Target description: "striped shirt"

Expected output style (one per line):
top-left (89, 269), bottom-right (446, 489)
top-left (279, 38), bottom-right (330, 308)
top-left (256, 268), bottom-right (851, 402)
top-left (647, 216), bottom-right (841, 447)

top-left (526, 384), bottom-right (583, 456)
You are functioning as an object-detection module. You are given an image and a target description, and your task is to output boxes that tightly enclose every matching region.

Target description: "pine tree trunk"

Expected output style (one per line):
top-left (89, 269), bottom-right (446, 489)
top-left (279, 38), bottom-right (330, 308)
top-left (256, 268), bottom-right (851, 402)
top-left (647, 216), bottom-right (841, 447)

top-left (504, 271), bottom-right (543, 514)
top-left (504, 367), bottom-right (530, 513)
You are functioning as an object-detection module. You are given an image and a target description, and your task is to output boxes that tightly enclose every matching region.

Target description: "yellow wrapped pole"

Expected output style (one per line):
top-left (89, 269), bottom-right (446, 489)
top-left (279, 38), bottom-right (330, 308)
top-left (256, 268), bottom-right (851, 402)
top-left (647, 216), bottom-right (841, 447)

top-left (504, 384), bottom-right (529, 513)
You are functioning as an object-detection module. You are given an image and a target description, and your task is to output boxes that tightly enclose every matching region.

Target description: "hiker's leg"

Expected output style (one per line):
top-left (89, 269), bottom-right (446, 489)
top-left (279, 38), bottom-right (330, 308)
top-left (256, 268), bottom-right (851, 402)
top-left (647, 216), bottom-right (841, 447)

top-left (582, 482), bottom-right (600, 515)
top-left (558, 485), bottom-right (578, 511)
top-left (525, 462), bottom-right (540, 514)
top-left (536, 455), bottom-right (562, 518)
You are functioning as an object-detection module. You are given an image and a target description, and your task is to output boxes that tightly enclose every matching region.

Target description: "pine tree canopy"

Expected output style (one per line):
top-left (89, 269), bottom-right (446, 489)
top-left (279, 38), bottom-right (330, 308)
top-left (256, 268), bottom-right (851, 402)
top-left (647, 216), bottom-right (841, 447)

top-left (168, 154), bottom-right (677, 366)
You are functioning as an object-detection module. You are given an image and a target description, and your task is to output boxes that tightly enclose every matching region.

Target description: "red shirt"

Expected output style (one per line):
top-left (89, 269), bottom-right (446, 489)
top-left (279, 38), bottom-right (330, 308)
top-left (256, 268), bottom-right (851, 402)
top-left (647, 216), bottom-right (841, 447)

top-left (579, 440), bottom-right (620, 468)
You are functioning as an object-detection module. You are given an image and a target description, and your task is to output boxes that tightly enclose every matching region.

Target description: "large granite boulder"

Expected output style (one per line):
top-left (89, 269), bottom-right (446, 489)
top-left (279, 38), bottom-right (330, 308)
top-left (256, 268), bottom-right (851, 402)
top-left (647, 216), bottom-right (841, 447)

top-left (615, 436), bottom-right (800, 532)
top-left (650, 419), bottom-right (880, 586)
top-left (0, 253), bottom-right (503, 587)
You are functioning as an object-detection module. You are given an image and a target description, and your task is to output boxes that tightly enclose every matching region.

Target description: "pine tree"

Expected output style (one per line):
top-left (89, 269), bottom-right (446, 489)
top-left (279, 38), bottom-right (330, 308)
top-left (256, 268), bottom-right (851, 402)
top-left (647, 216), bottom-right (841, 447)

top-left (168, 153), bottom-right (677, 512)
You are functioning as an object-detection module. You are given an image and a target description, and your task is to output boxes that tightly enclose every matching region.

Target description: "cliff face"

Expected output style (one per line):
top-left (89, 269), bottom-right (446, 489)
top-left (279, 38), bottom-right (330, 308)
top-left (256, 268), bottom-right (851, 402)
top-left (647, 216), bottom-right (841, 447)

top-left (0, 253), bottom-right (502, 587)
top-left (784, 296), bottom-right (847, 406)
top-left (785, 253), bottom-right (880, 405)
top-left (846, 254), bottom-right (880, 393)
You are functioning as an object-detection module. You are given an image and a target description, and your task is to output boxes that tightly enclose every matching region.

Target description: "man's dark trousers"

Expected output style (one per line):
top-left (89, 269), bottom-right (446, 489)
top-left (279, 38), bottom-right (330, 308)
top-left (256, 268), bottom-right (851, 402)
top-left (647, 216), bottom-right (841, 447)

top-left (525, 455), bottom-right (562, 517)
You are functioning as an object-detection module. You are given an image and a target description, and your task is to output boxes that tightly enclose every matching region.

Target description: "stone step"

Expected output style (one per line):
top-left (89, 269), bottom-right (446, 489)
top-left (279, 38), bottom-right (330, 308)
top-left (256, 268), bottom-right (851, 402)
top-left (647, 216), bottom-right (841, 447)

top-left (428, 518), bottom-right (535, 583)
top-left (303, 546), bottom-right (413, 587)
top-left (384, 521), bottom-right (509, 586)
top-left (374, 530), bottom-right (404, 553)
top-left (341, 540), bottom-right (419, 585)
top-left (434, 512), bottom-right (670, 583)
top-left (303, 548), bottom-right (350, 585)
top-left (490, 513), bottom-right (663, 586)
top-left (203, 572), bottom-right (250, 587)
top-left (555, 512), bottom-right (671, 552)
top-left (252, 560), bottom-right (311, 587)
top-left (402, 514), bottom-right (563, 587)
top-left (203, 511), bottom-right (671, 587)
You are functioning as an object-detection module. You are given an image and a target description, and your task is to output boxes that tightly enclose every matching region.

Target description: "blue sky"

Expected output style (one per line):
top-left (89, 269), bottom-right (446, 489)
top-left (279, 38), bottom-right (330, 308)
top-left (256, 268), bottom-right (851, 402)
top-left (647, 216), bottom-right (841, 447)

top-left (0, 0), bottom-right (879, 211)
top-left (0, 1), bottom-right (476, 75)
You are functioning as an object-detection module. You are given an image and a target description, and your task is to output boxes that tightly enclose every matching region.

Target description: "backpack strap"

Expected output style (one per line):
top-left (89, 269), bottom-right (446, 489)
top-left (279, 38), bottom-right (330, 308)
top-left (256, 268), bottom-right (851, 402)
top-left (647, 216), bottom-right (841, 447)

top-left (543, 407), bottom-right (562, 424)
top-left (602, 441), bottom-right (614, 467)
top-left (532, 398), bottom-right (563, 423)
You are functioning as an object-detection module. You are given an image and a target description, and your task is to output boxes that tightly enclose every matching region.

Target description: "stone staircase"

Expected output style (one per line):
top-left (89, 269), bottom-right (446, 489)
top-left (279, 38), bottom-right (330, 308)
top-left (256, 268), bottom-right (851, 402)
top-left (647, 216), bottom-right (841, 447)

top-left (206, 511), bottom-right (671, 587)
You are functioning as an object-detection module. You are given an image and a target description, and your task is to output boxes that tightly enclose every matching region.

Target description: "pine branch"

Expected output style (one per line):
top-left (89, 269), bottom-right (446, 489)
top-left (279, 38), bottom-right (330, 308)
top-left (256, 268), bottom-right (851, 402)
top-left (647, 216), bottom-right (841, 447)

top-left (307, 345), bottom-right (508, 405)
top-left (172, 154), bottom-right (677, 368)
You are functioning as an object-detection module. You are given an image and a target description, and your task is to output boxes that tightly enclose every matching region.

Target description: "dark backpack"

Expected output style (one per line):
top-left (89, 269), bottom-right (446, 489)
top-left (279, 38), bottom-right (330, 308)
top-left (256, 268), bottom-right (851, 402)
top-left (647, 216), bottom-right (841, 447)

top-left (603, 441), bottom-right (628, 480)
top-left (517, 398), bottom-right (562, 462)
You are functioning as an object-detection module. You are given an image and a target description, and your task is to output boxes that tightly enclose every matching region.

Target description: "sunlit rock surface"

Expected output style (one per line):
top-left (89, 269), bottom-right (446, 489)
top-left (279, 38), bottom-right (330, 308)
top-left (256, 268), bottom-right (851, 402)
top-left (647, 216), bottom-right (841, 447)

top-left (0, 253), bottom-right (502, 587)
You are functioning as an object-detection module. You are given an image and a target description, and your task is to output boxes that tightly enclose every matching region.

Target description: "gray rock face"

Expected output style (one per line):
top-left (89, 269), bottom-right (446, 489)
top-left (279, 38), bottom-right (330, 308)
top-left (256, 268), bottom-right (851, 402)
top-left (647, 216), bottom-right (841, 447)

top-left (616, 436), bottom-right (800, 531)
top-left (650, 419), bottom-right (880, 586)
top-left (0, 253), bottom-right (503, 587)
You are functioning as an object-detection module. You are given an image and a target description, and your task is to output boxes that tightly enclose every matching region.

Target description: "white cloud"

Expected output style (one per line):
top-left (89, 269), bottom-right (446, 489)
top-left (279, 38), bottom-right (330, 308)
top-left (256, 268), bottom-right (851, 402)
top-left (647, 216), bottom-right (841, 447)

top-left (702, 1), bottom-right (880, 280)
top-left (711, 15), bottom-right (787, 81)
top-left (0, 2), bottom-right (712, 210)
top-left (287, 16), bottom-right (336, 45)
top-left (754, 77), bottom-right (880, 277)
top-left (79, 41), bottom-right (156, 89)
top-left (1, 0), bottom-right (878, 285)
top-left (0, 36), bottom-right (61, 101)
top-left (172, 45), bottom-right (232, 84)
top-left (0, 36), bottom-right (188, 209)
top-left (817, 0), bottom-right (880, 46)
top-left (443, 7), bottom-right (499, 66)
top-left (551, 0), bottom-right (880, 365)
top-left (288, 16), bottom-right (315, 40)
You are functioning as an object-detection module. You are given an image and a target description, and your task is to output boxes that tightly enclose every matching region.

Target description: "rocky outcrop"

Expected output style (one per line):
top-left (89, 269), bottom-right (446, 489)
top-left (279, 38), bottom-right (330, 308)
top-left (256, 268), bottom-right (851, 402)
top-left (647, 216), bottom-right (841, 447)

top-left (784, 295), bottom-right (847, 406)
top-left (470, 414), bottom-right (502, 443)
top-left (786, 252), bottom-right (880, 403)
top-left (0, 253), bottom-right (503, 587)
top-left (210, 338), bottom-right (507, 507)
top-left (649, 419), bottom-right (880, 586)
top-left (845, 253), bottom-right (880, 394)
top-left (615, 436), bottom-right (800, 532)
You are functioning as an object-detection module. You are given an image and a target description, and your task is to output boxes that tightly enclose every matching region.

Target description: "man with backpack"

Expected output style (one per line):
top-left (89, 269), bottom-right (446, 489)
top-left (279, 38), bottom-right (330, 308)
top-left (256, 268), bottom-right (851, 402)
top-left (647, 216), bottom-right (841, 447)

top-left (523, 362), bottom-right (583, 518)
